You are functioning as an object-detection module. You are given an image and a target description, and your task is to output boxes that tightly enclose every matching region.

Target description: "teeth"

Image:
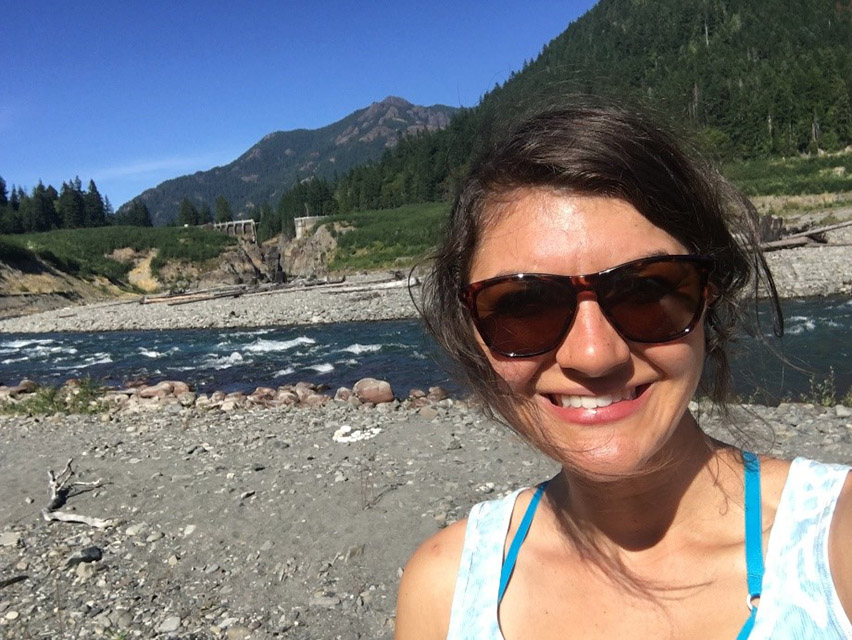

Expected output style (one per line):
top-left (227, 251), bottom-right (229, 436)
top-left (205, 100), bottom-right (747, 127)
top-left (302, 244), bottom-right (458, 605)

top-left (558, 387), bottom-right (637, 409)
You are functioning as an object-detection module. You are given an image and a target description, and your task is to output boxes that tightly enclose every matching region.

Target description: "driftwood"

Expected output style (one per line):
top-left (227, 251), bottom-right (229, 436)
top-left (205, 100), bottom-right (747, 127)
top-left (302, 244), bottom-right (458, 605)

top-left (138, 277), bottom-right (352, 306)
top-left (139, 284), bottom-right (248, 305)
top-left (42, 458), bottom-right (114, 529)
top-left (760, 219), bottom-right (852, 252)
top-left (41, 509), bottom-right (114, 529)
top-left (761, 237), bottom-right (815, 251)
top-left (250, 276), bottom-right (353, 295)
top-left (781, 219), bottom-right (852, 240)
top-left (166, 290), bottom-right (244, 306)
top-left (323, 278), bottom-right (419, 295)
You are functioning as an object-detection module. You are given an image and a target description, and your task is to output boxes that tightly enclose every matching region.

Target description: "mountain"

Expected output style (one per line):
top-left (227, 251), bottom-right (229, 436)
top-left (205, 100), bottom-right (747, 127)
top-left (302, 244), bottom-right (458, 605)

top-left (123, 97), bottom-right (456, 226)
top-left (333, 0), bottom-right (852, 212)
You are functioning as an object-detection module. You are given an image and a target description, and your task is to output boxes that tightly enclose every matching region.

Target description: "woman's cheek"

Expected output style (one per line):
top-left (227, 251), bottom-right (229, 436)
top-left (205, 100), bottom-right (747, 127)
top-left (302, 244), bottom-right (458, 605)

top-left (489, 358), bottom-right (539, 391)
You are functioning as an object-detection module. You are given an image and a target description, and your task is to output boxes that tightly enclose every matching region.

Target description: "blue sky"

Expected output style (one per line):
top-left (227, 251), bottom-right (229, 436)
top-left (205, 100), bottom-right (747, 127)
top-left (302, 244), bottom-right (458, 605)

top-left (0, 1), bottom-right (598, 209)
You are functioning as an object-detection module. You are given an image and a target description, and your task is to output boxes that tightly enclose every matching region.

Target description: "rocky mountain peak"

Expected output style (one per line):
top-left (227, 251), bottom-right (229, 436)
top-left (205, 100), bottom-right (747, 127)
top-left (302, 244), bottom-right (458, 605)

top-left (338, 96), bottom-right (453, 147)
top-left (122, 98), bottom-right (456, 224)
top-left (376, 95), bottom-right (413, 108)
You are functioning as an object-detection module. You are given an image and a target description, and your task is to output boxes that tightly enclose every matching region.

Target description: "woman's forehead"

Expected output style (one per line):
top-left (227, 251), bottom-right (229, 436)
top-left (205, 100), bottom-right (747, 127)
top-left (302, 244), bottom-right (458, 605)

top-left (470, 189), bottom-right (688, 278)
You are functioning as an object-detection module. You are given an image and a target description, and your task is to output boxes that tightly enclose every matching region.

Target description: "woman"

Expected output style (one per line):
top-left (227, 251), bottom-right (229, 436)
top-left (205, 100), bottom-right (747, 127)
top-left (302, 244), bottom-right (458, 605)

top-left (395, 104), bottom-right (852, 639)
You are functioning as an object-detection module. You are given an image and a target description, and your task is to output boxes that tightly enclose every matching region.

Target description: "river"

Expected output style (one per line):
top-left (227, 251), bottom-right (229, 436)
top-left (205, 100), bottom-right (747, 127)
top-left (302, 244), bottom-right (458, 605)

top-left (1, 297), bottom-right (850, 404)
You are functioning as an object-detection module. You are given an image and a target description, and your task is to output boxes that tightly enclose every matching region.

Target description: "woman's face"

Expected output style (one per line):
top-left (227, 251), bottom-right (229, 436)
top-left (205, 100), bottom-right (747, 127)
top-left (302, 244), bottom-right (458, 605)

top-left (468, 189), bottom-right (706, 478)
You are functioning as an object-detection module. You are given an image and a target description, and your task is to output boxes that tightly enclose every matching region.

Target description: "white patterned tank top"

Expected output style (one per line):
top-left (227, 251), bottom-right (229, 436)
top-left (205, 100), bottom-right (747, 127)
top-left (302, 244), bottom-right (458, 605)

top-left (446, 457), bottom-right (852, 639)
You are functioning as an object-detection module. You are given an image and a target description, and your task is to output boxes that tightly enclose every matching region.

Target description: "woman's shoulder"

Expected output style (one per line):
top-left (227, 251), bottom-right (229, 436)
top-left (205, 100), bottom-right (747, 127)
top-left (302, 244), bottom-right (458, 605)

top-left (829, 465), bottom-right (852, 621)
top-left (394, 518), bottom-right (468, 640)
top-left (763, 455), bottom-right (852, 622)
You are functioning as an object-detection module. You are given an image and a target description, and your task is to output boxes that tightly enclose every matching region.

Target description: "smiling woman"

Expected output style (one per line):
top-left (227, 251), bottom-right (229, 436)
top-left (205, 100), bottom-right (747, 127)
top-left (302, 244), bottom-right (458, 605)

top-left (396, 101), bottom-right (852, 639)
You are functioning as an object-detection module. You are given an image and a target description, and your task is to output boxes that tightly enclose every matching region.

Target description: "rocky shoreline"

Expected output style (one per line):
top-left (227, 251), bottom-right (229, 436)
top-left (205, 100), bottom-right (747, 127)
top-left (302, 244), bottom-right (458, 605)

top-left (1, 394), bottom-right (851, 639)
top-left (1, 223), bottom-right (851, 334)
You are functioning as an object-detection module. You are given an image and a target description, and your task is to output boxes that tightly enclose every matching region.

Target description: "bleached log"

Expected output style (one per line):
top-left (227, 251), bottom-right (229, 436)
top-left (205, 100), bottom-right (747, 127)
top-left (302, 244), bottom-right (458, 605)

top-left (41, 509), bottom-right (115, 529)
top-left (782, 219), bottom-right (852, 240)
top-left (760, 237), bottom-right (814, 251)
top-left (43, 459), bottom-right (112, 529)
top-left (324, 278), bottom-right (419, 295)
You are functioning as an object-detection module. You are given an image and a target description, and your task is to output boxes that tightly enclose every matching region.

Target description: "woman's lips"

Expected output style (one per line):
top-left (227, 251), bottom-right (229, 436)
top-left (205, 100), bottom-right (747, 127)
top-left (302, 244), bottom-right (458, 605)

top-left (542, 384), bottom-right (650, 424)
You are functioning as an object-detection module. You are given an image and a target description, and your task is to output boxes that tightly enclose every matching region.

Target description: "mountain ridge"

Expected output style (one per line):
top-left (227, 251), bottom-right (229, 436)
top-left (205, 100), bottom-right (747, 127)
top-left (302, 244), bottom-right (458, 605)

top-left (124, 96), bottom-right (456, 225)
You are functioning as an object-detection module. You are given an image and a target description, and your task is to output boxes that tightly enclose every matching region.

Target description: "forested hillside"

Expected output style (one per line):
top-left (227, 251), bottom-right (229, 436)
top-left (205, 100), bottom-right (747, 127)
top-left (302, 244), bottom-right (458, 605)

top-left (122, 97), bottom-right (456, 226)
top-left (115, 0), bottom-right (852, 235)
top-left (333, 0), bottom-right (852, 212)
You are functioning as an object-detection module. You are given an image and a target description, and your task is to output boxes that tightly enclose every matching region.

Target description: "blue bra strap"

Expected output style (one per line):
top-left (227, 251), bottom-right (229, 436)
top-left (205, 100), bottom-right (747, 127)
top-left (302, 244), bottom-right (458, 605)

top-left (737, 451), bottom-right (764, 640)
top-left (499, 481), bottom-right (549, 603)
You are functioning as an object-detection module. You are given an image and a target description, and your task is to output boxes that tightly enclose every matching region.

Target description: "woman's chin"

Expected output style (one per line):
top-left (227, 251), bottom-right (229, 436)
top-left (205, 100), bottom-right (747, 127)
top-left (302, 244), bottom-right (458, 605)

top-left (559, 445), bottom-right (663, 483)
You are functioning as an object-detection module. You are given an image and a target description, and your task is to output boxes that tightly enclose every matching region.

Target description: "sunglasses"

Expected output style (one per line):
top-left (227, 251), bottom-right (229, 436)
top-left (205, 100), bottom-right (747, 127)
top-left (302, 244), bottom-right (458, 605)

top-left (461, 255), bottom-right (714, 357)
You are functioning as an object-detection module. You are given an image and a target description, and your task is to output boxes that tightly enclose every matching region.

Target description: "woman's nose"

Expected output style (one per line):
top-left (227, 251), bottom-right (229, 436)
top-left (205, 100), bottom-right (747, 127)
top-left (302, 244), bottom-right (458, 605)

top-left (553, 297), bottom-right (632, 377)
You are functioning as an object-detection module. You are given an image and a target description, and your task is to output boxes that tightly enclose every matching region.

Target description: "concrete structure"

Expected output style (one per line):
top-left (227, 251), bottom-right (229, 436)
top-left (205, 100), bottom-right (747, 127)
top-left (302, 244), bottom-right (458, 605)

top-left (209, 219), bottom-right (257, 243)
top-left (294, 216), bottom-right (329, 240)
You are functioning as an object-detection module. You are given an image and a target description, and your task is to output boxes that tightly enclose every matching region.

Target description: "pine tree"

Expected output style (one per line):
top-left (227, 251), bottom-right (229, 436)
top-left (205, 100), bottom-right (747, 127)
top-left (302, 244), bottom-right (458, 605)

top-left (178, 198), bottom-right (200, 226)
top-left (0, 177), bottom-right (20, 233)
top-left (21, 182), bottom-right (58, 232)
top-left (119, 199), bottom-right (153, 227)
top-left (44, 185), bottom-right (61, 229)
top-left (84, 180), bottom-right (106, 227)
top-left (57, 181), bottom-right (86, 229)
top-left (214, 195), bottom-right (233, 223)
top-left (250, 203), bottom-right (265, 224)
top-left (199, 203), bottom-right (213, 225)
top-left (259, 200), bottom-right (282, 241)
top-left (103, 196), bottom-right (115, 223)
top-left (10, 187), bottom-right (21, 212)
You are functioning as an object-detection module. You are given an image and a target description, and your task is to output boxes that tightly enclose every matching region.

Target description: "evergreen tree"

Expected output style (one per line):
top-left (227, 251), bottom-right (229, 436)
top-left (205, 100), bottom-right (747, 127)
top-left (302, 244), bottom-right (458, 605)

top-left (214, 195), bottom-right (233, 223)
top-left (10, 187), bottom-right (21, 212)
top-left (0, 177), bottom-right (20, 234)
top-left (57, 181), bottom-right (86, 229)
top-left (199, 203), bottom-right (213, 225)
top-left (20, 182), bottom-right (58, 232)
top-left (103, 196), bottom-right (115, 223)
top-left (116, 199), bottom-right (153, 227)
top-left (44, 185), bottom-right (61, 229)
top-left (259, 200), bottom-right (282, 241)
top-left (0, 208), bottom-right (22, 234)
top-left (84, 180), bottom-right (106, 227)
top-left (250, 203), bottom-right (264, 224)
top-left (178, 198), bottom-right (200, 226)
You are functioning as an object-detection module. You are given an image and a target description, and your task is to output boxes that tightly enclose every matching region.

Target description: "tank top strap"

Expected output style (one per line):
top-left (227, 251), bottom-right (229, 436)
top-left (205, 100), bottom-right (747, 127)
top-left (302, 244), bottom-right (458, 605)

top-left (499, 481), bottom-right (549, 603)
top-left (737, 451), bottom-right (764, 639)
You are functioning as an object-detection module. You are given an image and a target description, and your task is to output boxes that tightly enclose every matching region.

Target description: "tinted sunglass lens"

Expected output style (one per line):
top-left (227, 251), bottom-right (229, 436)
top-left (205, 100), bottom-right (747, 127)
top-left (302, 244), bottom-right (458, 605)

top-left (475, 279), bottom-right (573, 356)
top-left (466, 257), bottom-right (711, 357)
top-left (602, 260), bottom-right (705, 342)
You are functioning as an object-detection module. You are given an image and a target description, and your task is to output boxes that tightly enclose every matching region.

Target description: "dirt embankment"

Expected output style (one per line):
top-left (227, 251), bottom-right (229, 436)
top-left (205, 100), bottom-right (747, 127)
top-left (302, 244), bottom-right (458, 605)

top-left (0, 252), bottom-right (130, 319)
top-left (0, 240), bottom-right (281, 321)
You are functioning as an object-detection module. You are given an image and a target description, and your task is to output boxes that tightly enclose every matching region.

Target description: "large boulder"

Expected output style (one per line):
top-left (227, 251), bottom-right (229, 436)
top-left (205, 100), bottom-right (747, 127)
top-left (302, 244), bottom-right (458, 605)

top-left (196, 242), bottom-right (269, 288)
top-left (280, 225), bottom-right (338, 279)
top-left (353, 378), bottom-right (394, 404)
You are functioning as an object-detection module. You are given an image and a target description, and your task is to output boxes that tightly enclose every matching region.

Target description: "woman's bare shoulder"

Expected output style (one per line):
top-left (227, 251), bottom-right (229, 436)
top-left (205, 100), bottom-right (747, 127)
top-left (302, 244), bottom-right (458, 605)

top-left (394, 517), bottom-right (469, 640)
top-left (829, 469), bottom-right (852, 620)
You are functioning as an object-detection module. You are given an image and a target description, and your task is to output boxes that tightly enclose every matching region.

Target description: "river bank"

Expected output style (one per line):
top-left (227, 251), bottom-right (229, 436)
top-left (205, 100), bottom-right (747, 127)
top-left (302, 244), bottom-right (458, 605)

top-left (1, 223), bottom-right (851, 333)
top-left (1, 398), bottom-right (851, 639)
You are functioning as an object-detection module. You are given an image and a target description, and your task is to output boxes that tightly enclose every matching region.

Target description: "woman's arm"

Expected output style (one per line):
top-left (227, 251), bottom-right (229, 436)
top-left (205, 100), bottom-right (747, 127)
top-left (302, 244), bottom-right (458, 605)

top-left (394, 519), bottom-right (467, 640)
top-left (829, 472), bottom-right (852, 622)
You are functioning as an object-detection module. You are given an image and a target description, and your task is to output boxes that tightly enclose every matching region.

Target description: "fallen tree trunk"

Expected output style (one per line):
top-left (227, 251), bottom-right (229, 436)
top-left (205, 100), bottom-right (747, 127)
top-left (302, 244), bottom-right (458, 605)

top-left (760, 219), bottom-right (852, 252)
